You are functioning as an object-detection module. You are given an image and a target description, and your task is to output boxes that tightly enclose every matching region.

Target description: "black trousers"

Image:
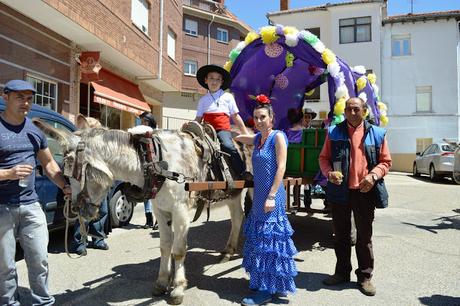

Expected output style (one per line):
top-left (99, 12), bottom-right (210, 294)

top-left (330, 189), bottom-right (375, 281)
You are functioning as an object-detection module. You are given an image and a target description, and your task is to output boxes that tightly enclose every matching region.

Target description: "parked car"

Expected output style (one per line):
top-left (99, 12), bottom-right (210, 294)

top-left (0, 98), bottom-right (136, 229)
top-left (413, 142), bottom-right (455, 181)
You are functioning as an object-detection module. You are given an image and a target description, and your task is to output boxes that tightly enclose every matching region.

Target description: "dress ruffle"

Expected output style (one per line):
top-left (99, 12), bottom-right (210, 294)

top-left (242, 216), bottom-right (298, 294)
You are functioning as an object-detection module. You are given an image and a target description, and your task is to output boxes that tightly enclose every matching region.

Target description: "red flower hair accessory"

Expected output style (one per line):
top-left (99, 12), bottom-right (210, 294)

top-left (249, 94), bottom-right (272, 105)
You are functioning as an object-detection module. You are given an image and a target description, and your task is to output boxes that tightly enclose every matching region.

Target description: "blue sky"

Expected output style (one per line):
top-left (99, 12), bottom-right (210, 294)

top-left (226, 0), bottom-right (460, 30)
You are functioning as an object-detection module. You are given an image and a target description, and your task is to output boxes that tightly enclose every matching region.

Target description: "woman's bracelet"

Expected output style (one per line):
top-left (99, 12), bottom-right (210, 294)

top-left (267, 194), bottom-right (276, 200)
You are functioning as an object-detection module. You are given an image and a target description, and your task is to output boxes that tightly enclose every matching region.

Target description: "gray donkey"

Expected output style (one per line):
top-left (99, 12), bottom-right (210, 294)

top-left (33, 120), bottom-right (251, 305)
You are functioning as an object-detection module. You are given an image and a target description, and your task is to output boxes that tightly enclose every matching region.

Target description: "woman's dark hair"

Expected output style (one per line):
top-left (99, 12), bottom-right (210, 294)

top-left (254, 103), bottom-right (274, 117)
top-left (287, 108), bottom-right (303, 125)
top-left (140, 112), bottom-right (157, 129)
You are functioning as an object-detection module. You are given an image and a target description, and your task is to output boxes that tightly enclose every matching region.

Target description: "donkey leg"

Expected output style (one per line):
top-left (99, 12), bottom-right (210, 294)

top-left (152, 208), bottom-right (173, 297)
top-left (221, 192), bottom-right (245, 262)
top-left (169, 206), bottom-right (190, 305)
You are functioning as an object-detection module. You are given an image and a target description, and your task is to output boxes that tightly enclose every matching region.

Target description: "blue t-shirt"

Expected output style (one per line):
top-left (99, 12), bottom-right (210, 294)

top-left (0, 116), bottom-right (48, 205)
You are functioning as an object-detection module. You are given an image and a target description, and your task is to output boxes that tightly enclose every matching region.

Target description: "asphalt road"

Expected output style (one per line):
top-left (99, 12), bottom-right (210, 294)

top-left (15, 172), bottom-right (460, 306)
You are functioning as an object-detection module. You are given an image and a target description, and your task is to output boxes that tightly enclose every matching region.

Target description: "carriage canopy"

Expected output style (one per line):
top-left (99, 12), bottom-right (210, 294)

top-left (224, 25), bottom-right (388, 129)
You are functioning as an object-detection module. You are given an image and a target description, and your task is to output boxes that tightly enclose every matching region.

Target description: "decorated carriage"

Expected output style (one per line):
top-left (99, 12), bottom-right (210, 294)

top-left (220, 24), bottom-right (389, 211)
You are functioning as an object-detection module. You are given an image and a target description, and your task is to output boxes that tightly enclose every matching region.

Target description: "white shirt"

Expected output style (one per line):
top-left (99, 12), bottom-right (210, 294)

top-left (196, 89), bottom-right (239, 117)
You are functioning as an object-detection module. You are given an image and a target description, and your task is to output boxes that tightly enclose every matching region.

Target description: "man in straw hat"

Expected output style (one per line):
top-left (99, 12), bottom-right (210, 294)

top-left (303, 107), bottom-right (317, 129)
top-left (195, 64), bottom-right (249, 179)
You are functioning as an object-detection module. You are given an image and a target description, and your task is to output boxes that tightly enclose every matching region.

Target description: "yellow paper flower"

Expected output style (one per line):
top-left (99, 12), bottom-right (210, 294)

top-left (305, 89), bottom-right (315, 96)
top-left (333, 99), bottom-right (346, 116)
top-left (260, 26), bottom-right (279, 44)
top-left (377, 102), bottom-right (387, 111)
top-left (367, 73), bottom-right (377, 85)
top-left (283, 26), bottom-right (298, 36)
top-left (244, 32), bottom-right (260, 45)
top-left (356, 76), bottom-right (367, 92)
top-left (223, 61), bottom-right (233, 72)
top-left (380, 115), bottom-right (389, 126)
top-left (321, 49), bottom-right (336, 65)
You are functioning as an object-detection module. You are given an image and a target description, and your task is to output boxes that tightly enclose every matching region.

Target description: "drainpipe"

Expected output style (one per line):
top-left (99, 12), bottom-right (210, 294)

top-left (158, 0), bottom-right (164, 79)
top-left (207, 14), bottom-right (215, 64)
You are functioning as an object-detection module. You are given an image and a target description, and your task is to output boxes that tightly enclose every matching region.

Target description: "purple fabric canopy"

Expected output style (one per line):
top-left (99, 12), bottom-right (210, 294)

top-left (229, 36), bottom-right (375, 129)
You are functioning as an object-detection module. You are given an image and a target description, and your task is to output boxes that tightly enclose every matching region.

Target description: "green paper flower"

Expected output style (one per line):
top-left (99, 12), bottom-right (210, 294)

top-left (303, 32), bottom-right (319, 45)
top-left (285, 52), bottom-right (295, 67)
top-left (229, 49), bottom-right (241, 62)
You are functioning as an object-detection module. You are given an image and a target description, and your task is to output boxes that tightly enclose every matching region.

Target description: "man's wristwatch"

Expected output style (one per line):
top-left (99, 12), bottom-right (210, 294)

top-left (267, 194), bottom-right (276, 200)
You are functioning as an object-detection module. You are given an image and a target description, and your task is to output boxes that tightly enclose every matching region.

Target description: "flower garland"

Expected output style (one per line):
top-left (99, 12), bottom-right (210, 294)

top-left (225, 24), bottom-right (389, 127)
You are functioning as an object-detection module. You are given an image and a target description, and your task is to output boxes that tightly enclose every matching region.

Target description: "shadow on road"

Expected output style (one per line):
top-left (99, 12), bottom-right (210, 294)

top-left (402, 209), bottom-right (460, 233)
top-left (419, 294), bottom-right (460, 306)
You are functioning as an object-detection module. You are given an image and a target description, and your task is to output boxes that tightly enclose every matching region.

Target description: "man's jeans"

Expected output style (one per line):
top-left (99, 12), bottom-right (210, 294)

top-left (217, 130), bottom-right (246, 176)
top-left (0, 202), bottom-right (54, 306)
top-left (73, 197), bottom-right (108, 248)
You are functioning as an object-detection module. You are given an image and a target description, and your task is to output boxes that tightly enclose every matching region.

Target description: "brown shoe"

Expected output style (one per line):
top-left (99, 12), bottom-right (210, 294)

top-left (322, 274), bottom-right (350, 286)
top-left (359, 279), bottom-right (376, 296)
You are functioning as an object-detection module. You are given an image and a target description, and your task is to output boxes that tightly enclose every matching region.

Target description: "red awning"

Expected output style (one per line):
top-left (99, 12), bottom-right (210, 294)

top-left (91, 69), bottom-right (150, 116)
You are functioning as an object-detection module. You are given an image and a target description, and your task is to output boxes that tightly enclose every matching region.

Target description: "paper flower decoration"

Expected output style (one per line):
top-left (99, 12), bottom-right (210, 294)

top-left (321, 49), bottom-right (336, 65)
top-left (229, 48), bottom-right (241, 62)
top-left (367, 73), bottom-right (377, 85)
top-left (256, 94), bottom-right (270, 104)
top-left (305, 89), bottom-right (315, 96)
top-left (223, 61), bottom-right (232, 72)
top-left (285, 52), bottom-right (294, 67)
top-left (260, 26), bottom-right (279, 44)
top-left (380, 115), bottom-right (389, 126)
top-left (244, 32), bottom-right (259, 45)
top-left (356, 76), bottom-right (367, 92)
top-left (334, 99), bottom-right (346, 116)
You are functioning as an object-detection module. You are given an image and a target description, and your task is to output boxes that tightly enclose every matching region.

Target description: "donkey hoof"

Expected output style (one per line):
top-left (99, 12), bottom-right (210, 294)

top-left (152, 283), bottom-right (168, 297)
top-left (168, 295), bottom-right (184, 305)
top-left (219, 252), bottom-right (231, 263)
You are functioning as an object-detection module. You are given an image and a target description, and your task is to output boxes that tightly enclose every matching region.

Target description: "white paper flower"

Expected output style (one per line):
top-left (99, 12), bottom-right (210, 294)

top-left (358, 92), bottom-right (368, 102)
top-left (327, 62), bottom-right (340, 77)
top-left (335, 84), bottom-right (349, 100)
top-left (235, 41), bottom-right (247, 52)
top-left (312, 41), bottom-right (326, 53)
top-left (352, 65), bottom-right (366, 75)
top-left (285, 33), bottom-right (299, 47)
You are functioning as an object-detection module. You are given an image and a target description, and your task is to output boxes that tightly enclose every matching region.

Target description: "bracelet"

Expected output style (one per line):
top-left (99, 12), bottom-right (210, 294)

top-left (267, 194), bottom-right (275, 200)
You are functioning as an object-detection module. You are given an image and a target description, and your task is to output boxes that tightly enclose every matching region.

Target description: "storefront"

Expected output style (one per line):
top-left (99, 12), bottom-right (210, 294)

top-left (79, 68), bottom-right (150, 130)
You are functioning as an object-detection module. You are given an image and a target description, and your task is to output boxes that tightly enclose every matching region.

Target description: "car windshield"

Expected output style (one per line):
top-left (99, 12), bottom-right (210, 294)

top-left (441, 144), bottom-right (455, 152)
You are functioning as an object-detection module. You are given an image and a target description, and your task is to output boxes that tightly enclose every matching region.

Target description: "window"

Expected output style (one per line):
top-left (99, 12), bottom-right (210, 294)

top-left (184, 60), bottom-right (197, 76)
top-left (416, 138), bottom-right (432, 154)
top-left (167, 29), bottom-right (176, 60)
top-left (131, 0), bottom-right (149, 34)
top-left (416, 86), bottom-right (432, 112)
top-left (339, 17), bottom-right (371, 44)
top-left (184, 19), bottom-right (198, 36)
top-left (26, 75), bottom-right (57, 111)
top-left (392, 36), bottom-right (411, 56)
top-left (217, 28), bottom-right (228, 43)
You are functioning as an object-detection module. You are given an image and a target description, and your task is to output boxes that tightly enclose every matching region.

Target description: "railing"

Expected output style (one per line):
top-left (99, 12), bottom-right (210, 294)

top-left (162, 115), bottom-right (192, 130)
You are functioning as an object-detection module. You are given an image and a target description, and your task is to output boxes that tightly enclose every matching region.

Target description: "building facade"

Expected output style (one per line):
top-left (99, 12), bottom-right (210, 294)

top-left (1, 0), bottom-right (182, 129)
top-left (382, 11), bottom-right (460, 171)
top-left (161, 0), bottom-right (251, 129)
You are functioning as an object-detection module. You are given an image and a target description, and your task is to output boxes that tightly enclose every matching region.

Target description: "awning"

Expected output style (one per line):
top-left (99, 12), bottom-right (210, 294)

top-left (91, 69), bottom-right (150, 116)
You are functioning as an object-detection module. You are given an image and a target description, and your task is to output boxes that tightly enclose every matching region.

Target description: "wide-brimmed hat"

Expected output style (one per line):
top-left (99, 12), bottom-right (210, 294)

top-left (196, 64), bottom-right (232, 90)
top-left (303, 108), bottom-right (317, 119)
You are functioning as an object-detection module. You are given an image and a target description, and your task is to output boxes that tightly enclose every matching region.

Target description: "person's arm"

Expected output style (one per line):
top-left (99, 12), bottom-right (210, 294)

top-left (0, 165), bottom-right (33, 181)
top-left (37, 148), bottom-right (71, 196)
top-left (359, 136), bottom-right (392, 192)
top-left (265, 132), bottom-right (287, 213)
top-left (231, 113), bottom-right (249, 135)
top-left (319, 134), bottom-right (342, 185)
top-left (235, 134), bottom-right (256, 145)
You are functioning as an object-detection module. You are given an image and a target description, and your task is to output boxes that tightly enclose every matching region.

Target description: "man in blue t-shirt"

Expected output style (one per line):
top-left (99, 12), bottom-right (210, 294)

top-left (0, 80), bottom-right (71, 306)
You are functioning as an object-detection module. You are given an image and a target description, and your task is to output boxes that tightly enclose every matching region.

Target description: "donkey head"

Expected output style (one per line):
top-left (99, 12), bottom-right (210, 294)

top-left (33, 119), bottom-right (114, 221)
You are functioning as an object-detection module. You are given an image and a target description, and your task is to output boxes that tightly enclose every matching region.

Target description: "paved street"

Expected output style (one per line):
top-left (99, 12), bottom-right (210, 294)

top-left (16, 172), bottom-right (460, 306)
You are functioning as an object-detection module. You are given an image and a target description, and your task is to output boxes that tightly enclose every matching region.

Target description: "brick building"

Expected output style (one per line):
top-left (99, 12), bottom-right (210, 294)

top-left (162, 0), bottom-right (251, 129)
top-left (1, 0), bottom-right (182, 129)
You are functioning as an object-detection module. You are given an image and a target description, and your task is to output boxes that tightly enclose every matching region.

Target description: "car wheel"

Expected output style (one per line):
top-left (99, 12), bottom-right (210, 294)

top-left (109, 190), bottom-right (134, 227)
top-left (413, 163), bottom-right (420, 177)
top-left (453, 171), bottom-right (460, 185)
top-left (429, 164), bottom-right (438, 182)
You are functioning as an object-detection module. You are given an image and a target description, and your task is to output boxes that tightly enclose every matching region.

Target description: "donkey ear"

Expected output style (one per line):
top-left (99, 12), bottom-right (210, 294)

top-left (76, 113), bottom-right (90, 129)
top-left (32, 118), bottom-right (74, 152)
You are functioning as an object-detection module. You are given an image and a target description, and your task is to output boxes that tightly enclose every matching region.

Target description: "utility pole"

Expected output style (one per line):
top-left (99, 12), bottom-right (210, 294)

top-left (410, 0), bottom-right (414, 14)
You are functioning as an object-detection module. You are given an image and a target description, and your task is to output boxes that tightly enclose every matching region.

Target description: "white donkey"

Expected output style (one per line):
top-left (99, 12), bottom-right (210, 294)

top-left (33, 121), bottom-right (251, 305)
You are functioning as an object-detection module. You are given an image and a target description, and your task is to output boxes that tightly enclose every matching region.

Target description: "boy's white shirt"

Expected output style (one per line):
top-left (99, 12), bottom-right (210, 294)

top-left (196, 89), bottom-right (239, 117)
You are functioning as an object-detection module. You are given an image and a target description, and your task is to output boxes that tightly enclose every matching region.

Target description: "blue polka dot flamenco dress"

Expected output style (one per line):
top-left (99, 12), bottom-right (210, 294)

top-left (242, 130), bottom-right (298, 297)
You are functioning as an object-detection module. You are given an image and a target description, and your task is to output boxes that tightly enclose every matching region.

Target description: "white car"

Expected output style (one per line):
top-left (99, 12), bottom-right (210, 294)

top-left (413, 143), bottom-right (455, 181)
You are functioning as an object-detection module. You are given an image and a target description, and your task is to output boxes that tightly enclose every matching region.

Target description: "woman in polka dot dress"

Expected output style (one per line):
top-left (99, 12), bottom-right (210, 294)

top-left (236, 96), bottom-right (297, 305)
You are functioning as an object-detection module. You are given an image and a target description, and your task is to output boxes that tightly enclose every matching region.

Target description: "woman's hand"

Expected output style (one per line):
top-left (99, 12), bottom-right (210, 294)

top-left (264, 198), bottom-right (276, 213)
